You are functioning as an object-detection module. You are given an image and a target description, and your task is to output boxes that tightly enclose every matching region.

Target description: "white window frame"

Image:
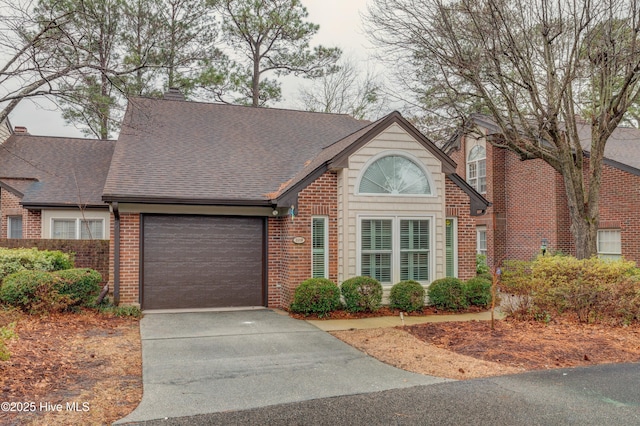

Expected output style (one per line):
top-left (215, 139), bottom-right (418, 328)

top-left (357, 215), bottom-right (434, 285)
top-left (467, 145), bottom-right (487, 194)
top-left (7, 215), bottom-right (23, 239)
top-left (355, 150), bottom-right (435, 197)
top-left (476, 225), bottom-right (487, 257)
top-left (311, 216), bottom-right (329, 278)
top-left (597, 229), bottom-right (622, 260)
top-left (50, 218), bottom-right (105, 240)
top-left (446, 217), bottom-right (458, 278)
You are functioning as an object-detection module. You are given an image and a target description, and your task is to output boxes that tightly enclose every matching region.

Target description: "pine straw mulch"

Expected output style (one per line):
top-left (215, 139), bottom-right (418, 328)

top-left (330, 317), bottom-right (640, 380)
top-left (0, 309), bottom-right (141, 426)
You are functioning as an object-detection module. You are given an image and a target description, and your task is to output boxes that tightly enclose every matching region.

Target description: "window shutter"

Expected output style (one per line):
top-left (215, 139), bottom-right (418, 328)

top-left (446, 219), bottom-right (454, 277)
top-left (312, 217), bottom-right (327, 278)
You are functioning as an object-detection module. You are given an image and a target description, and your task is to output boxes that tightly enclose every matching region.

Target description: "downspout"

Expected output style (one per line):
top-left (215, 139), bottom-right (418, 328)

top-left (112, 202), bottom-right (121, 305)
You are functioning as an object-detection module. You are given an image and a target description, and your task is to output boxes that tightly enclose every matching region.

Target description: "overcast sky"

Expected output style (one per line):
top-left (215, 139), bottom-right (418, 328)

top-left (9, 0), bottom-right (376, 139)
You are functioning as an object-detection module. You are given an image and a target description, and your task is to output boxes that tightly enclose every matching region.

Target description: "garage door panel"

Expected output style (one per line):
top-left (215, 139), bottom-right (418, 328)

top-left (142, 215), bottom-right (264, 309)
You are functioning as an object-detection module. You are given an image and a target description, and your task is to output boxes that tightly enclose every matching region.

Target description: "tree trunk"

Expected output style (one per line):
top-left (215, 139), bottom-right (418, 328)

top-left (252, 47), bottom-right (261, 107)
top-left (560, 159), bottom-right (599, 259)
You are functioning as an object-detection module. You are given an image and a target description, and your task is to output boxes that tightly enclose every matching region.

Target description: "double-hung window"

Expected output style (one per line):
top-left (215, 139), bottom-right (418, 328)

top-left (361, 219), bottom-right (393, 283)
top-left (597, 229), bottom-right (621, 260)
top-left (476, 226), bottom-right (487, 256)
top-left (52, 218), bottom-right (104, 239)
top-left (360, 218), bottom-right (431, 285)
top-left (467, 145), bottom-right (486, 193)
top-left (8, 216), bottom-right (22, 239)
top-left (311, 217), bottom-right (328, 278)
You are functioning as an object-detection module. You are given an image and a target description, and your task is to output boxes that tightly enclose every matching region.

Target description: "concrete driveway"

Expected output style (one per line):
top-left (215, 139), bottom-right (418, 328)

top-left (117, 309), bottom-right (446, 424)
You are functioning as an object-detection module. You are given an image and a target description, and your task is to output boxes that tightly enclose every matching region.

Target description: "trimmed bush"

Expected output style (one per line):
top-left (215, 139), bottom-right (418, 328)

top-left (0, 270), bottom-right (72, 314)
top-left (500, 255), bottom-right (640, 323)
top-left (290, 278), bottom-right (341, 317)
top-left (0, 248), bottom-right (73, 281)
top-left (464, 277), bottom-right (492, 307)
top-left (428, 277), bottom-right (468, 311)
top-left (389, 280), bottom-right (425, 312)
top-left (53, 268), bottom-right (102, 307)
top-left (340, 276), bottom-right (383, 313)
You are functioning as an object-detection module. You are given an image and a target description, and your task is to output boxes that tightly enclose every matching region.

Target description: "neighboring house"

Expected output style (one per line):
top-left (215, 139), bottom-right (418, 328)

top-left (444, 114), bottom-right (640, 268)
top-left (101, 92), bottom-right (489, 309)
top-left (0, 131), bottom-right (115, 241)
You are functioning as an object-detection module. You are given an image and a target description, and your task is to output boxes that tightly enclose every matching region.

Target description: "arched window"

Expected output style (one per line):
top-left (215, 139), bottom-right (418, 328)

top-left (358, 155), bottom-right (431, 195)
top-left (467, 145), bottom-right (486, 193)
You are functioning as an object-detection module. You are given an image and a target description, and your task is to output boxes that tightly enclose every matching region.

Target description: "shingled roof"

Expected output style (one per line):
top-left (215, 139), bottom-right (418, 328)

top-left (103, 97), bottom-right (370, 205)
top-left (0, 135), bottom-right (115, 208)
top-left (450, 114), bottom-right (640, 175)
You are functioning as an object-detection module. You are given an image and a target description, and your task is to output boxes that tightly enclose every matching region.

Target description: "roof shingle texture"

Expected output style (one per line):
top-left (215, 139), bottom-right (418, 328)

top-left (0, 135), bottom-right (115, 206)
top-left (103, 98), bottom-right (369, 202)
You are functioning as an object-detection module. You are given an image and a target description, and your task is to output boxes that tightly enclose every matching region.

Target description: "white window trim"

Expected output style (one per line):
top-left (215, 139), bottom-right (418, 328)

top-left (355, 150), bottom-right (436, 197)
top-left (597, 229), bottom-right (622, 259)
top-left (50, 217), bottom-right (105, 240)
top-left (7, 215), bottom-right (22, 239)
top-left (446, 217), bottom-right (458, 278)
top-left (467, 145), bottom-right (487, 194)
top-left (476, 225), bottom-right (487, 256)
top-left (311, 216), bottom-right (329, 279)
top-left (356, 214), bottom-right (434, 285)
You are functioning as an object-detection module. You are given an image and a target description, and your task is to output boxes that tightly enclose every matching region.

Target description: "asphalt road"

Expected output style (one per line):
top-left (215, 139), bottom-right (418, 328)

top-left (127, 363), bottom-right (640, 426)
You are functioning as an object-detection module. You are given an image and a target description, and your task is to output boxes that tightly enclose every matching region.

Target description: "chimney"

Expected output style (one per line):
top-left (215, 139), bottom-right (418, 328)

top-left (163, 87), bottom-right (185, 101)
top-left (14, 126), bottom-right (29, 134)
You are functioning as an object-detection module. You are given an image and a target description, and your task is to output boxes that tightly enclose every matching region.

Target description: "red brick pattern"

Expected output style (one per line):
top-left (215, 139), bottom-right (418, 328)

top-left (268, 171), bottom-right (338, 308)
top-left (454, 133), bottom-right (640, 267)
top-left (0, 188), bottom-right (41, 238)
top-left (445, 177), bottom-right (477, 280)
top-left (109, 213), bottom-right (140, 305)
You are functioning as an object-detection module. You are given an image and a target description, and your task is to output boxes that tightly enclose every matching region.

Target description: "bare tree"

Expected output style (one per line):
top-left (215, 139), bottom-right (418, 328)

top-left (0, 0), bottom-right (86, 124)
top-left (366, 0), bottom-right (640, 259)
top-left (298, 58), bottom-right (386, 120)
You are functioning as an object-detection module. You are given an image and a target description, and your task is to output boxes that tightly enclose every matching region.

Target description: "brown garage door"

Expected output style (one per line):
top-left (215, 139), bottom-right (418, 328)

top-left (142, 215), bottom-right (264, 309)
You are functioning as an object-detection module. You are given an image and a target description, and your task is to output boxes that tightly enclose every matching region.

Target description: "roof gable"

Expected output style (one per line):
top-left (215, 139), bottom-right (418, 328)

top-left (0, 135), bottom-right (115, 207)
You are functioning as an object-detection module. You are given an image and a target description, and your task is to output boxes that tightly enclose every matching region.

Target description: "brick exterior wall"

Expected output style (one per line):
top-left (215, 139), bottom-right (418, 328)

top-left (454, 132), bottom-right (640, 267)
top-left (268, 171), bottom-right (338, 308)
top-left (444, 177), bottom-right (478, 280)
top-left (0, 238), bottom-right (109, 284)
top-left (0, 188), bottom-right (41, 239)
top-left (109, 213), bottom-right (140, 305)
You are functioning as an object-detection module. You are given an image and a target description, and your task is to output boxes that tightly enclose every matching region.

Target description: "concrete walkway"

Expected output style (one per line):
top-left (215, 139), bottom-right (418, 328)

top-left (305, 309), bottom-right (505, 331)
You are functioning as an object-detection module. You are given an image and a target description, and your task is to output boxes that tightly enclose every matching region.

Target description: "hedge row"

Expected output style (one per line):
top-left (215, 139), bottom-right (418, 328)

top-left (289, 275), bottom-right (493, 316)
top-left (500, 254), bottom-right (640, 324)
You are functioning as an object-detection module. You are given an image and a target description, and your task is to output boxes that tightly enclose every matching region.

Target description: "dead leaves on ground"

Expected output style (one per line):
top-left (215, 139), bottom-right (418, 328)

top-left (0, 310), bottom-right (141, 425)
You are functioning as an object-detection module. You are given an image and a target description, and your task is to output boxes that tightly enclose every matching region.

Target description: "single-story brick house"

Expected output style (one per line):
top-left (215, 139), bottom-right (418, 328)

top-left (100, 92), bottom-right (489, 309)
top-left (444, 114), bottom-right (640, 268)
top-left (0, 129), bottom-right (115, 240)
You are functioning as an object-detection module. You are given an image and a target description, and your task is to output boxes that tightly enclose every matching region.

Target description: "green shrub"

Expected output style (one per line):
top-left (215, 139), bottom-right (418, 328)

top-left (340, 276), bottom-right (383, 313)
top-left (0, 271), bottom-right (72, 314)
top-left (476, 254), bottom-right (490, 275)
top-left (428, 277), bottom-right (468, 311)
top-left (477, 272), bottom-right (493, 282)
top-left (94, 299), bottom-right (142, 318)
top-left (0, 322), bottom-right (17, 361)
top-left (290, 278), bottom-right (341, 317)
top-left (53, 268), bottom-right (102, 307)
top-left (464, 277), bottom-right (492, 307)
top-left (389, 280), bottom-right (425, 312)
top-left (0, 248), bottom-right (73, 281)
top-left (500, 255), bottom-right (640, 323)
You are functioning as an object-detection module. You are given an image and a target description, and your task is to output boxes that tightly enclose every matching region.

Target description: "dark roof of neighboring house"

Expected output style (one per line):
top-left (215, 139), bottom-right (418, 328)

top-left (103, 97), bottom-right (370, 205)
top-left (449, 114), bottom-right (640, 175)
top-left (0, 135), bottom-right (115, 208)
